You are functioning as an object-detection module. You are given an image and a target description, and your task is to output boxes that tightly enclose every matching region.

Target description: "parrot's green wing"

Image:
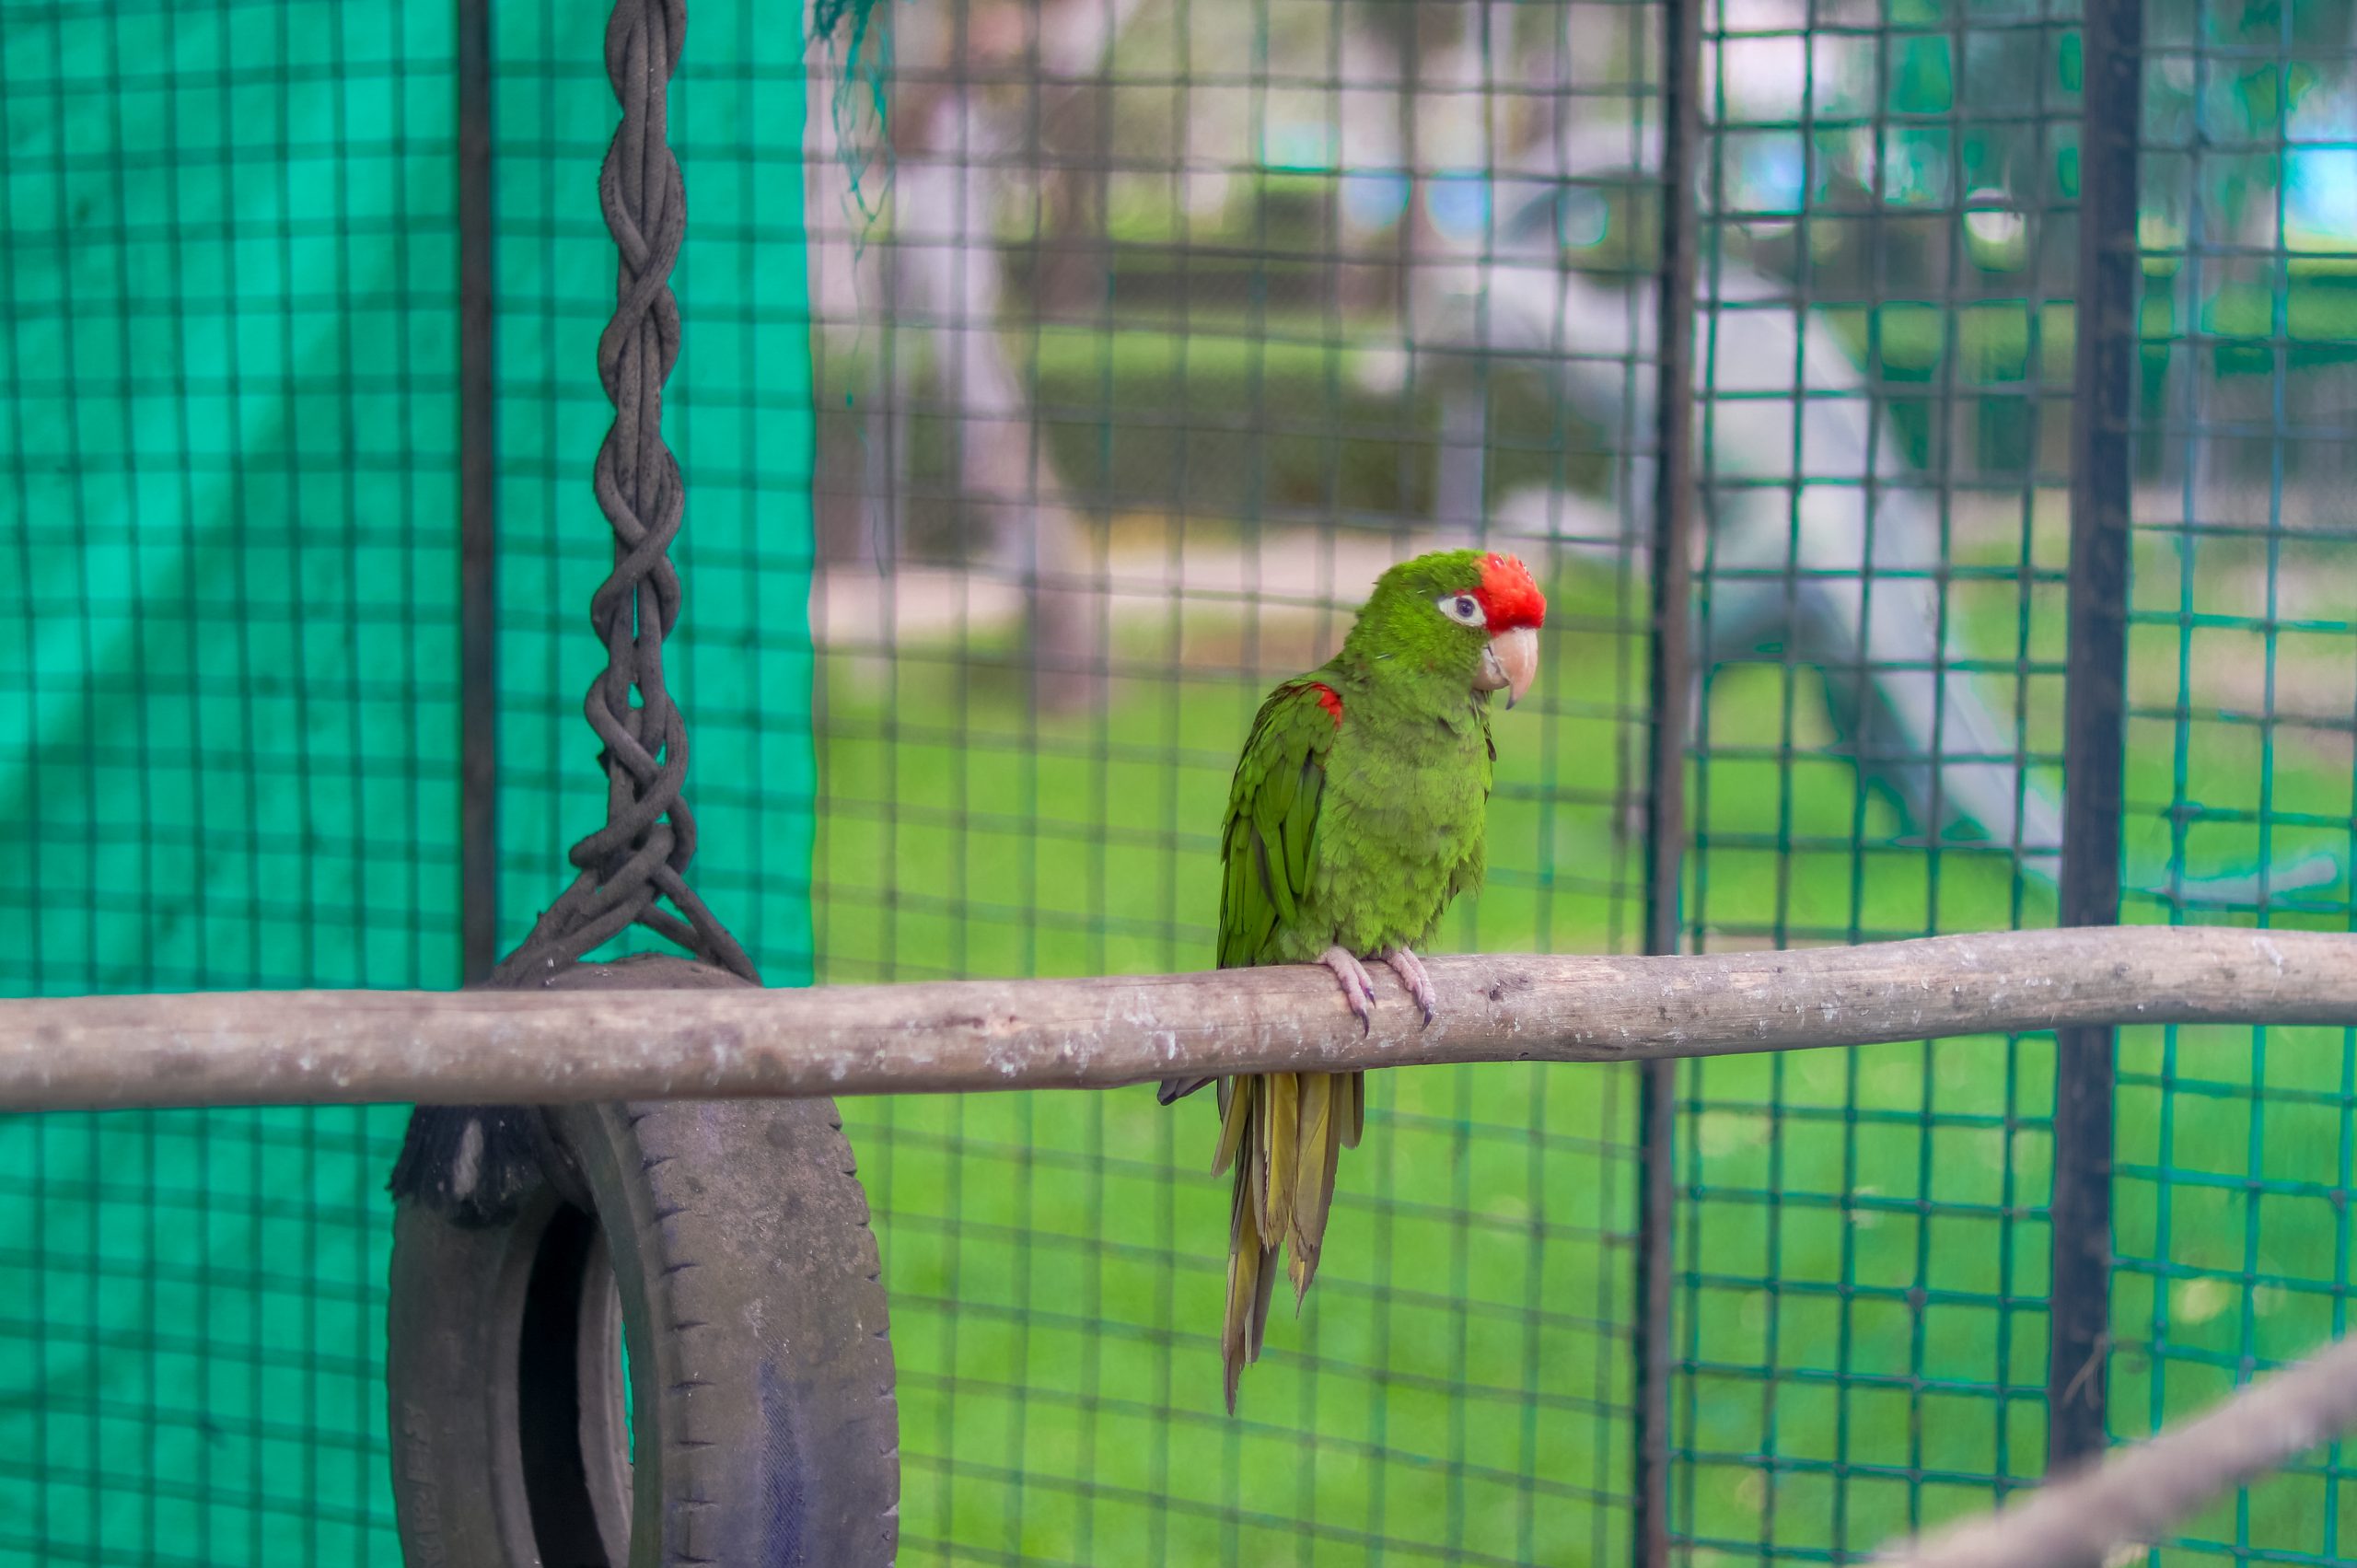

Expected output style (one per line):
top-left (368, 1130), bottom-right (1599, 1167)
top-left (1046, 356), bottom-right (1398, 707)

top-left (1217, 677), bottom-right (1341, 970)
top-left (1206, 676), bottom-right (1360, 1412)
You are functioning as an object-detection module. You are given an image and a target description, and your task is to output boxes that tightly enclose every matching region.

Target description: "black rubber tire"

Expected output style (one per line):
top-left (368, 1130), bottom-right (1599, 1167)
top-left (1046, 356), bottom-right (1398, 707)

top-left (387, 958), bottom-right (899, 1568)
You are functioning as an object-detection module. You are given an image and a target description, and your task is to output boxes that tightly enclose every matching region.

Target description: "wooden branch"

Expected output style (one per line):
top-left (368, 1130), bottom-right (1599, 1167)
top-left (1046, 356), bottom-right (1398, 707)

top-left (1877, 1330), bottom-right (2357, 1568)
top-left (5, 926), bottom-right (2354, 1112)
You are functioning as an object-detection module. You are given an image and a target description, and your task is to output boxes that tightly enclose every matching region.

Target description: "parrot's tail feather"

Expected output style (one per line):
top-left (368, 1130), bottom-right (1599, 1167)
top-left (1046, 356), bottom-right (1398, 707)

top-left (1212, 1077), bottom-right (1249, 1177)
top-left (1288, 1073), bottom-right (1336, 1305)
top-left (1222, 1155), bottom-right (1279, 1414)
top-left (1159, 1075), bottom-right (1215, 1106)
top-left (1220, 1067), bottom-right (1363, 1402)
top-left (1246, 1134), bottom-right (1269, 1241)
top-left (1222, 1180), bottom-right (1256, 1413)
top-left (1264, 1073), bottom-right (1299, 1240)
top-left (1297, 1082), bottom-right (1349, 1307)
top-left (1247, 1240), bottom-right (1278, 1361)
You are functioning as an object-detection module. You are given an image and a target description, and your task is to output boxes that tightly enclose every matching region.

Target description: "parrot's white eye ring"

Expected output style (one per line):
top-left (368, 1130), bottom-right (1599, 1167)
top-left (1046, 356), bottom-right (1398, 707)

top-left (1437, 592), bottom-right (1487, 628)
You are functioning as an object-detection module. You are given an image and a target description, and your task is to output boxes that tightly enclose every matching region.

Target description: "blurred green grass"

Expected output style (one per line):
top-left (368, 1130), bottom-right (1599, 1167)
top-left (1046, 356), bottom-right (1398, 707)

top-left (816, 544), bottom-right (2357, 1564)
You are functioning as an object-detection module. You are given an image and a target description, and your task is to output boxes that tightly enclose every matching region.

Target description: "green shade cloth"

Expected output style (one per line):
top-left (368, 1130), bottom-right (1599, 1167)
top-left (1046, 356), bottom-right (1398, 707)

top-left (0, 3), bottom-right (818, 1561)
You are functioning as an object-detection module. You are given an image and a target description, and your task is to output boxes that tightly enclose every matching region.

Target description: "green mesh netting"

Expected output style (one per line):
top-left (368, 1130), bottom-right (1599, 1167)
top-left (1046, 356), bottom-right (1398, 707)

top-left (0, 3), bottom-right (818, 1561)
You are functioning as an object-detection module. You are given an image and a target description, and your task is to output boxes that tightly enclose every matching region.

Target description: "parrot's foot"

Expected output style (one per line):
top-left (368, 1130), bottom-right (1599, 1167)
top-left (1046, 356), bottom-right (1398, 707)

top-left (1318, 946), bottom-right (1378, 1032)
top-left (1381, 947), bottom-right (1437, 1026)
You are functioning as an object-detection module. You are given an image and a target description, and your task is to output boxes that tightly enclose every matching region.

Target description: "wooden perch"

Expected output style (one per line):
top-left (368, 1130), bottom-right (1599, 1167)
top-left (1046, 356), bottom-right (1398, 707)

top-left (1877, 1330), bottom-right (2357, 1567)
top-left (4, 925), bottom-right (2355, 1112)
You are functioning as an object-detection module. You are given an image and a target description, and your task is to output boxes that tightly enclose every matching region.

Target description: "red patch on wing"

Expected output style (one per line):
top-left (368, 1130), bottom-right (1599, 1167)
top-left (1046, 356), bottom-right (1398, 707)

top-left (1473, 552), bottom-right (1547, 632)
top-left (1308, 682), bottom-right (1344, 727)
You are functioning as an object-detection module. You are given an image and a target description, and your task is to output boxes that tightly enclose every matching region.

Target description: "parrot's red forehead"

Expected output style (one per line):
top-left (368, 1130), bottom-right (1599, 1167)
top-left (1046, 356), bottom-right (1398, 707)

top-left (1473, 552), bottom-right (1546, 632)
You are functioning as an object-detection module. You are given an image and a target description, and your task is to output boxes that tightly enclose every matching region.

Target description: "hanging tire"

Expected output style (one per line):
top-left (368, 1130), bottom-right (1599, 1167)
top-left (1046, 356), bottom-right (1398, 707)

top-left (386, 955), bottom-right (900, 1568)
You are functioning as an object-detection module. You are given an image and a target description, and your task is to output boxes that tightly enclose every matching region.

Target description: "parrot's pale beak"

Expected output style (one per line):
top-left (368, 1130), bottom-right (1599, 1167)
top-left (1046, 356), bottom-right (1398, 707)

top-left (1475, 626), bottom-right (1539, 709)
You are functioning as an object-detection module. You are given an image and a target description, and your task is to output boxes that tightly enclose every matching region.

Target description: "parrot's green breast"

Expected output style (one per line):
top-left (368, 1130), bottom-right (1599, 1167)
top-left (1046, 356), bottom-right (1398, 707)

top-left (1308, 679), bottom-right (1492, 956)
top-left (1218, 663), bottom-right (1495, 969)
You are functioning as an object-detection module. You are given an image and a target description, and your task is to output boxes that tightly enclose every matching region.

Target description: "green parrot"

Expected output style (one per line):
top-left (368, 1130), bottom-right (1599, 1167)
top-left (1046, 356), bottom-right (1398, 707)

top-left (1160, 548), bottom-right (1546, 1411)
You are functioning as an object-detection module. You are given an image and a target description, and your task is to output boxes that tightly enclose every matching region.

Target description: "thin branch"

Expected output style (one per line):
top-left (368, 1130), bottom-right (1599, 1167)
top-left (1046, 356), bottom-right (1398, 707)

top-left (1876, 1331), bottom-right (2357, 1568)
top-left (5, 926), bottom-right (2354, 1112)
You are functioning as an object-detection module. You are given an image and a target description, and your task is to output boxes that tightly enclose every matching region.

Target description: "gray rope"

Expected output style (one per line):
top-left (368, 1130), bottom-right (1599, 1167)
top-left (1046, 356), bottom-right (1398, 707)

top-left (497, 0), bottom-right (756, 987)
top-left (394, 0), bottom-right (751, 1220)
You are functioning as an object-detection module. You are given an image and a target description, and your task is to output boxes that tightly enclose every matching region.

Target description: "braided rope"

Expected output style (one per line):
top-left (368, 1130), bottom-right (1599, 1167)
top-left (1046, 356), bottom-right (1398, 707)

top-left (497, 0), bottom-right (756, 985)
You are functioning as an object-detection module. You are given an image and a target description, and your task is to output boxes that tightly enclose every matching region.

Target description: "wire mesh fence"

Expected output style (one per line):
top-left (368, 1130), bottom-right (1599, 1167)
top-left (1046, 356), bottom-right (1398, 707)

top-left (1, 5), bottom-right (458, 1562)
top-left (4, 0), bottom-right (2356, 1563)
top-left (1675, 0), bottom-right (2083, 1552)
top-left (804, 0), bottom-right (1663, 1560)
top-left (2110, 0), bottom-right (2357, 1559)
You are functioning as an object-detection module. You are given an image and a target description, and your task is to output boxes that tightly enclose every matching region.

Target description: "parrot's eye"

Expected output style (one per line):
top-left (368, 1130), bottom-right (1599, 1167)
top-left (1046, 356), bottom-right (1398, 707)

top-left (1437, 592), bottom-right (1487, 628)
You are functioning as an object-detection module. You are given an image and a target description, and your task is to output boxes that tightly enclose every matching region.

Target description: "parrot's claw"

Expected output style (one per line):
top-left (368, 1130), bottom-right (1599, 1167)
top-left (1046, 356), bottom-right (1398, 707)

top-left (1318, 946), bottom-right (1377, 1032)
top-left (1382, 947), bottom-right (1437, 1027)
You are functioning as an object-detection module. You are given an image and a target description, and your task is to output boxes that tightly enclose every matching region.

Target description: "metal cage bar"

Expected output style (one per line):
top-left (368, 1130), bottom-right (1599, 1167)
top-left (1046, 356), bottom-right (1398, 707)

top-left (1636, 0), bottom-right (1704, 1557)
top-left (2049, 0), bottom-right (2142, 1472)
top-left (456, 0), bottom-right (498, 986)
